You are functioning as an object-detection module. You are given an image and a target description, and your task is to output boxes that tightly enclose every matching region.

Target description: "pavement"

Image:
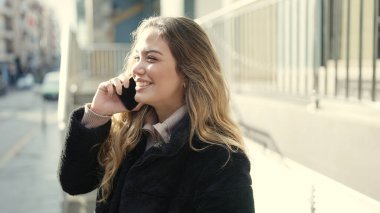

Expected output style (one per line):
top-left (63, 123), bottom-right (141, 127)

top-left (0, 89), bottom-right (63, 213)
top-left (245, 137), bottom-right (380, 213)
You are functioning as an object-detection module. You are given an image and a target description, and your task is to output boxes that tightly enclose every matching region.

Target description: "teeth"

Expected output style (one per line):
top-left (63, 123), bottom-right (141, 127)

top-left (136, 82), bottom-right (151, 87)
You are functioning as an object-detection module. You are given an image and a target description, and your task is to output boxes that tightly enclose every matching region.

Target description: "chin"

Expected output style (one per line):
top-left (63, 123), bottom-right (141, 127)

top-left (135, 95), bottom-right (148, 105)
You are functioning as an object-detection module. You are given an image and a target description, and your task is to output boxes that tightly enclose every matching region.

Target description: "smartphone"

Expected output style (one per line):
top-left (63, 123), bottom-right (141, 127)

top-left (117, 77), bottom-right (139, 111)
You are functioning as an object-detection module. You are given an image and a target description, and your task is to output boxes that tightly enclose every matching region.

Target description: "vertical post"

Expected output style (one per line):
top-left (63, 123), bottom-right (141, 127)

top-left (236, 17), bottom-right (242, 91)
top-left (296, 0), bottom-right (300, 93)
top-left (323, 0), bottom-right (329, 96)
top-left (289, 0), bottom-right (293, 93)
top-left (282, 1), bottom-right (286, 92)
top-left (345, 0), bottom-right (351, 98)
top-left (333, 0), bottom-right (340, 97)
top-left (312, 0), bottom-right (322, 109)
top-left (273, 4), bottom-right (278, 90)
top-left (41, 95), bottom-right (46, 131)
top-left (249, 13), bottom-right (253, 91)
top-left (373, 0), bottom-right (379, 101)
top-left (269, 6), bottom-right (274, 89)
top-left (305, 0), bottom-right (309, 94)
top-left (320, 0), bottom-right (325, 67)
top-left (358, 0), bottom-right (364, 100)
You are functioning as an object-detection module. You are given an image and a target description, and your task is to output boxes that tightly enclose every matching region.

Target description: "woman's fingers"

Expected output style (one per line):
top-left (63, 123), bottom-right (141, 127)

top-left (106, 79), bottom-right (116, 96)
top-left (92, 75), bottom-right (142, 115)
top-left (112, 78), bottom-right (123, 95)
top-left (102, 74), bottom-right (129, 97)
top-left (113, 74), bottom-right (131, 95)
top-left (117, 74), bottom-right (130, 89)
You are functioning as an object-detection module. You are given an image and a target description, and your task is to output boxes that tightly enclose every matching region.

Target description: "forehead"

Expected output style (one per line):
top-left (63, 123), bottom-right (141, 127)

top-left (134, 28), bottom-right (169, 53)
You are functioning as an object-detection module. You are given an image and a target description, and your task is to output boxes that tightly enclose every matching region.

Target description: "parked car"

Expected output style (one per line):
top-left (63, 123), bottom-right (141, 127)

top-left (16, 73), bottom-right (35, 89)
top-left (41, 71), bottom-right (60, 100)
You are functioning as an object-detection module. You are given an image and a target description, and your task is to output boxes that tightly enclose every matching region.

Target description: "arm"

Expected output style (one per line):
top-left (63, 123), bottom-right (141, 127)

top-left (59, 75), bottom-right (142, 195)
top-left (59, 107), bottom-right (111, 195)
top-left (194, 147), bottom-right (255, 213)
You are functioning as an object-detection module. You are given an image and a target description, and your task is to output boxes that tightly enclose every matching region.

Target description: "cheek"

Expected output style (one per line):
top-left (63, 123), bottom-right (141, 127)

top-left (156, 75), bottom-right (183, 95)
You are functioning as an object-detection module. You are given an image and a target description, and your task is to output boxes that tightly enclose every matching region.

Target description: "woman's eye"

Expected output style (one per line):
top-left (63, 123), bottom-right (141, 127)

top-left (146, 56), bottom-right (156, 62)
top-left (133, 56), bottom-right (140, 61)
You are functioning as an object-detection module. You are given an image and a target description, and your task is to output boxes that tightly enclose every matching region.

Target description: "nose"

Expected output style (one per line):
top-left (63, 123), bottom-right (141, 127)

top-left (132, 61), bottom-right (146, 77)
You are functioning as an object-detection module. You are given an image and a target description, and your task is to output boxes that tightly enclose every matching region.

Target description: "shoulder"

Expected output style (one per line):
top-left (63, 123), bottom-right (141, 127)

top-left (191, 139), bottom-right (250, 168)
top-left (188, 141), bottom-right (252, 188)
top-left (187, 142), bottom-right (254, 211)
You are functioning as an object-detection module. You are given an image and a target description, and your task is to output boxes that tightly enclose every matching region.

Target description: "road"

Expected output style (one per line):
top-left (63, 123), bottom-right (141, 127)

top-left (0, 88), bottom-right (63, 213)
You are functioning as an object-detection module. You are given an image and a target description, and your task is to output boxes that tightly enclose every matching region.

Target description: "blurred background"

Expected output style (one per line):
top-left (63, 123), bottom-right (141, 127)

top-left (0, 0), bottom-right (379, 212)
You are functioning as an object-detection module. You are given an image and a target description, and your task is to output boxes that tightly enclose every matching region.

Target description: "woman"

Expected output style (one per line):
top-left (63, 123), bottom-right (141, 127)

top-left (59, 16), bottom-right (254, 213)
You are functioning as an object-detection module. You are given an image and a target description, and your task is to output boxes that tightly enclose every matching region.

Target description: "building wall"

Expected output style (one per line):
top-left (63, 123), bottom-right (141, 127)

top-left (74, 0), bottom-right (160, 45)
top-left (0, 4), bottom-right (11, 63)
top-left (112, 0), bottom-right (144, 43)
top-left (0, 0), bottom-right (59, 84)
top-left (113, 0), bottom-right (160, 43)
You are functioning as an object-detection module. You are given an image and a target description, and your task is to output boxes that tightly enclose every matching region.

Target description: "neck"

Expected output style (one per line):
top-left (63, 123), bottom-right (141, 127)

top-left (154, 103), bottom-right (184, 123)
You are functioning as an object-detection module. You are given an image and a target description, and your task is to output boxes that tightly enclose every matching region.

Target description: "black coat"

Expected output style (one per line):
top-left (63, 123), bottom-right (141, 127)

top-left (59, 107), bottom-right (254, 213)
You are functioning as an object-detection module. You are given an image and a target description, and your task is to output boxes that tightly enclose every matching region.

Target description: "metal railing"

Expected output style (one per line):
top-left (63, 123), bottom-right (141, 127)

top-left (197, 0), bottom-right (380, 104)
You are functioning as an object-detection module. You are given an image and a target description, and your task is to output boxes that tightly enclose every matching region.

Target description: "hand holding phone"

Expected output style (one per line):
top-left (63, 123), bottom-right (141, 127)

top-left (116, 77), bottom-right (139, 111)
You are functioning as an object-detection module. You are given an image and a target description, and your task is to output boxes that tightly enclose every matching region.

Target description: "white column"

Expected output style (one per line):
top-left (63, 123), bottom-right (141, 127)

top-left (160, 0), bottom-right (184, 17)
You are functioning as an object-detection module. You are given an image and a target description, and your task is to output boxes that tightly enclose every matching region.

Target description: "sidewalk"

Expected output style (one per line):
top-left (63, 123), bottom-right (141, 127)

top-left (245, 137), bottom-right (380, 213)
top-left (0, 100), bottom-right (63, 213)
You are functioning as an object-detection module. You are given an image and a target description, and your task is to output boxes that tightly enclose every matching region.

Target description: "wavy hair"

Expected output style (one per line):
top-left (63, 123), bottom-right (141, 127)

top-left (97, 16), bottom-right (245, 202)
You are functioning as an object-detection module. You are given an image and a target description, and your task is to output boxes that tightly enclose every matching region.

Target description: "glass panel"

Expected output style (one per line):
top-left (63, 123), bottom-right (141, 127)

top-left (76, 0), bottom-right (85, 23)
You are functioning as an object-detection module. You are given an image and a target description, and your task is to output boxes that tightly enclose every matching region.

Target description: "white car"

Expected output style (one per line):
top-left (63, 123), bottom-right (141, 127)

top-left (41, 71), bottom-right (60, 100)
top-left (16, 73), bottom-right (34, 89)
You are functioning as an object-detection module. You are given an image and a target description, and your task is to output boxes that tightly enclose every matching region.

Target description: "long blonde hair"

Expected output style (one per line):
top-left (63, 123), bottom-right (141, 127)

top-left (97, 16), bottom-right (245, 202)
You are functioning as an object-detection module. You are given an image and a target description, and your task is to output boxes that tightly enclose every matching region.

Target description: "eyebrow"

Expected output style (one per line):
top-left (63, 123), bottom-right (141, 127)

top-left (136, 49), bottom-right (163, 55)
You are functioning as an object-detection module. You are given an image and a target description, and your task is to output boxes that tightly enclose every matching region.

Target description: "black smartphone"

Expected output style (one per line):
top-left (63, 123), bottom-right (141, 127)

top-left (117, 77), bottom-right (138, 111)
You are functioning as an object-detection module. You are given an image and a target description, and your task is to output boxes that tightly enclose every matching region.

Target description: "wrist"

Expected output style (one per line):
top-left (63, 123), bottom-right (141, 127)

top-left (90, 103), bottom-right (111, 116)
top-left (82, 103), bottom-right (112, 128)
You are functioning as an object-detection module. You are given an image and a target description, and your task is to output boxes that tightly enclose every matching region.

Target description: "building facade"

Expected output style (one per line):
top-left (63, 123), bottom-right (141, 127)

top-left (73, 0), bottom-right (160, 46)
top-left (0, 0), bottom-right (59, 85)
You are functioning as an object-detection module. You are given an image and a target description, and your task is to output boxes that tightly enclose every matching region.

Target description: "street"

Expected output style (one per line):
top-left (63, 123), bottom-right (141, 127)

top-left (0, 89), bottom-right (63, 213)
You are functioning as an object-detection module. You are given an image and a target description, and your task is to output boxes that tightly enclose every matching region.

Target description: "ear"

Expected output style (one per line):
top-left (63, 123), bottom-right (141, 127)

top-left (182, 74), bottom-right (188, 89)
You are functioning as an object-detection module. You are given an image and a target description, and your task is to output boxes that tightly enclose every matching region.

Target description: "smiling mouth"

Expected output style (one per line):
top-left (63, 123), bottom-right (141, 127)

top-left (136, 81), bottom-right (151, 87)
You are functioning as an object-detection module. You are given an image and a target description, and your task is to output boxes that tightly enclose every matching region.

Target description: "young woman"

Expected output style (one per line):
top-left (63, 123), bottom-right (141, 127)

top-left (59, 16), bottom-right (254, 213)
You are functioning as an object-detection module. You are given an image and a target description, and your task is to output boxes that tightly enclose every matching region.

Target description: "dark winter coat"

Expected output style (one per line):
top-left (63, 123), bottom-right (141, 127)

top-left (59, 107), bottom-right (254, 213)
